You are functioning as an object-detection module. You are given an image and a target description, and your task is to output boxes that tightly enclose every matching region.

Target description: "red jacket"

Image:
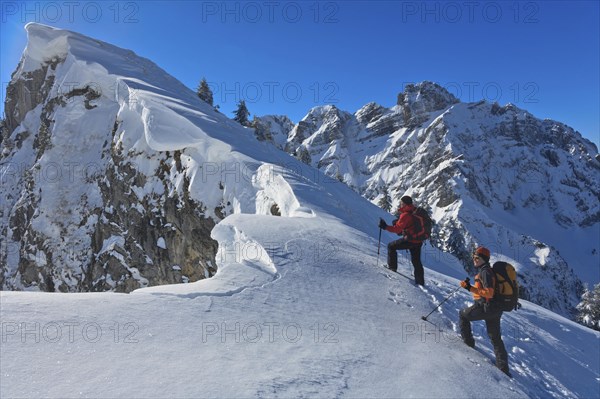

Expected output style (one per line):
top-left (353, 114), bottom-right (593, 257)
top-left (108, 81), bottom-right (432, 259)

top-left (385, 204), bottom-right (421, 243)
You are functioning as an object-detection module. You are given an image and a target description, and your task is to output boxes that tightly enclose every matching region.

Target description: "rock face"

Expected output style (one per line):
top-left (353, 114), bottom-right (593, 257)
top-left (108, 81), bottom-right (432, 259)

top-left (252, 115), bottom-right (295, 150)
top-left (258, 82), bottom-right (599, 318)
top-left (0, 24), bottom-right (219, 293)
top-left (396, 81), bottom-right (460, 128)
top-left (86, 148), bottom-right (218, 293)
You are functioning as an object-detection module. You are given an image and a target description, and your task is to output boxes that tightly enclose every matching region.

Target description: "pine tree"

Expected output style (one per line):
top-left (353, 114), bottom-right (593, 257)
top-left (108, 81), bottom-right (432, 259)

top-left (196, 78), bottom-right (213, 106)
top-left (233, 100), bottom-right (250, 126)
top-left (576, 283), bottom-right (600, 331)
top-left (378, 186), bottom-right (393, 212)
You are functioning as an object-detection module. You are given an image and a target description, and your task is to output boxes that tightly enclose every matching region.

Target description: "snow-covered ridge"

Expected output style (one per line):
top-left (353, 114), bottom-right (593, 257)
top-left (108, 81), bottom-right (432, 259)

top-left (0, 23), bottom-right (325, 293)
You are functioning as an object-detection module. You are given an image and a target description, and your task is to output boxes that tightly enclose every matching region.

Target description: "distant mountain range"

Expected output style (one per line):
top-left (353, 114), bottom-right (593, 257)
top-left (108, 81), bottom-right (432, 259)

top-left (254, 81), bottom-right (600, 317)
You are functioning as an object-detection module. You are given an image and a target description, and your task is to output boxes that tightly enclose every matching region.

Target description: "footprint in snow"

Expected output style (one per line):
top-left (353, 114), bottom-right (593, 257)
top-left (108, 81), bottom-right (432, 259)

top-left (379, 271), bottom-right (398, 281)
top-left (388, 291), bottom-right (413, 308)
top-left (418, 285), bottom-right (431, 294)
top-left (467, 357), bottom-right (481, 367)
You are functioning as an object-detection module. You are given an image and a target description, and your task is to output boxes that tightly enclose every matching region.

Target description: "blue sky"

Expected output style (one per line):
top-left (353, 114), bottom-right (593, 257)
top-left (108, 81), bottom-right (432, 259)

top-left (1, 1), bottom-right (599, 147)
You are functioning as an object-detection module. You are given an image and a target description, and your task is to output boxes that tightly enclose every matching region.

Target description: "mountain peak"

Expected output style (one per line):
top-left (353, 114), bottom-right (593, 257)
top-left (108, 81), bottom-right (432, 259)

top-left (302, 104), bottom-right (344, 120)
top-left (18, 23), bottom-right (70, 74)
top-left (1, 23), bottom-right (245, 292)
top-left (397, 81), bottom-right (460, 112)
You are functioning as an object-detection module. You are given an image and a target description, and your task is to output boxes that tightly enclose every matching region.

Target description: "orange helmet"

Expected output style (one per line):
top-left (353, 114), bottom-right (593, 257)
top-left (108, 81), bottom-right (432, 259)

top-left (474, 246), bottom-right (490, 262)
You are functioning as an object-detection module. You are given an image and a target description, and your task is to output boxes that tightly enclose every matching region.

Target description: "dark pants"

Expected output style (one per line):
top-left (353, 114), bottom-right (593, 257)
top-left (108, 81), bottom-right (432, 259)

top-left (459, 303), bottom-right (509, 374)
top-left (387, 239), bottom-right (424, 285)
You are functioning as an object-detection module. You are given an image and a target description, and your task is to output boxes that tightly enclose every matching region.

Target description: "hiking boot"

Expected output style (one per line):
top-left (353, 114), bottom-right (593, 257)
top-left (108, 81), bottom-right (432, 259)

top-left (463, 339), bottom-right (475, 348)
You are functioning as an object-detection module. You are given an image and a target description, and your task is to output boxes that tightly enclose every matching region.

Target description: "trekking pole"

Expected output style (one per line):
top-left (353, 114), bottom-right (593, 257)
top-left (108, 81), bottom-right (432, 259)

top-left (421, 281), bottom-right (465, 321)
top-left (376, 227), bottom-right (382, 268)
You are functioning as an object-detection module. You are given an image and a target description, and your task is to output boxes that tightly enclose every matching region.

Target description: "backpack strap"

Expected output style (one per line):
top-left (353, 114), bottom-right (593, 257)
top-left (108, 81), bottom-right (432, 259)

top-left (487, 266), bottom-right (496, 303)
top-left (477, 265), bottom-right (495, 303)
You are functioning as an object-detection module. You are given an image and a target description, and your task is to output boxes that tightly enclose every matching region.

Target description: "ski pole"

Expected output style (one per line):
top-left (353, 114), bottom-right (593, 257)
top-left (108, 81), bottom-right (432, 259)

top-left (421, 282), bottom-right (465, 321)
top-left (376, 227), bottom-right (382, 268)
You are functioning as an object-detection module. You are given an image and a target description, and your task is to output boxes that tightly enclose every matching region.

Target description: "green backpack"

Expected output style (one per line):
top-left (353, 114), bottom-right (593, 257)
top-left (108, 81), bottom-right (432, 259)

top-left (492, 261), bottom-right (520, 311)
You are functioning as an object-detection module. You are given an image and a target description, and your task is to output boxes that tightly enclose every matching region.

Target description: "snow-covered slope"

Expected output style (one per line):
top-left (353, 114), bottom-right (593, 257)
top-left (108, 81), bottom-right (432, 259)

top-left (2, 208), bottom-right (599, 398)
top-left (262, 82), bottom-right (600, 318)
top-left (1, 24), bottom-right (599, 398)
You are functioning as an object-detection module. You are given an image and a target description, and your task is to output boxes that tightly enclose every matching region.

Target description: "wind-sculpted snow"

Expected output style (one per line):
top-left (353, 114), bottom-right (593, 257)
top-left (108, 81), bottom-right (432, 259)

top-left (134, 215), bottom-right (279, 298)
top-left (0, 23), bottom-right (365, 294)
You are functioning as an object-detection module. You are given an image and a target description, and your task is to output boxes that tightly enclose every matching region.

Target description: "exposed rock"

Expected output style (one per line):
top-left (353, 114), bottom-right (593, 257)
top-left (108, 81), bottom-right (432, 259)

top-left (4, 57), bottom-right (62, 134)
top-left (1, 58), bottom-right (218, 293)
top-left (86, 146), bottom-right (218, 292)
top-left (397, 81), bottom-right (460, 128)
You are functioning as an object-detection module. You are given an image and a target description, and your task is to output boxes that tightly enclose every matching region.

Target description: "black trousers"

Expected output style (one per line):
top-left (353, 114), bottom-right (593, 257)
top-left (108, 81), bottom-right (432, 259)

top-left (387, 239), bottom-right (424, 285)
top-left (459, 303), bottom-right (509, 374)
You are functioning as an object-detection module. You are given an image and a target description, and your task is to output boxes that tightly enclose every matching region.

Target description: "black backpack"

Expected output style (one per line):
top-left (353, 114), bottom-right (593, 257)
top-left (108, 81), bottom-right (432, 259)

top-left (492, 261), bottom-right (520, 311)
top-left (408, 207), bottom-right (433, 242)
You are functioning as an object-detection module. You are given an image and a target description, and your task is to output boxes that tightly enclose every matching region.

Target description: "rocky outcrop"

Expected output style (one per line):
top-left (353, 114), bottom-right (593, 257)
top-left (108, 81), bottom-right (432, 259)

top-left (4, 57), bottom-right (62, 134)
top-left (1, 45), bottom-right (218, 293)
top-left (397, 81), bottom-right (459, 128)
top-left (287, 105), bottom-right (352, 150)
top-left (355, 103), bottom-right (403, 142)
top-left (252, 115), bottom-right (295, 149)
top-left (86, 144), bottom-right (218, 293)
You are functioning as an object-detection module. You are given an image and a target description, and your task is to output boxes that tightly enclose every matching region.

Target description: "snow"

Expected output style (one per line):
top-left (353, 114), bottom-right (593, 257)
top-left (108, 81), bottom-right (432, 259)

top-left (2, 211), bottom-right (599, 398)
top-left (19, 23), bottom-right (69, 73)
top-left (97, 235), bottom-right (125, 257)
top-left (1, 23), bottom-right (599, 398)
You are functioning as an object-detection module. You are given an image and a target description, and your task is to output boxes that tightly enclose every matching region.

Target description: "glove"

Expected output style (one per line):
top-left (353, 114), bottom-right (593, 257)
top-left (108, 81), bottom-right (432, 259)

top-left (378, 218), bottom-right (388, 229)
top-left (460, 278), bottom-right (471, 291)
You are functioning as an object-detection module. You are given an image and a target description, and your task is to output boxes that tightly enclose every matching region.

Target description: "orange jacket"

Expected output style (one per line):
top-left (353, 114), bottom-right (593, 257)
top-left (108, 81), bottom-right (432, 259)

top-left (469, 265), bottom-right (495, 302)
